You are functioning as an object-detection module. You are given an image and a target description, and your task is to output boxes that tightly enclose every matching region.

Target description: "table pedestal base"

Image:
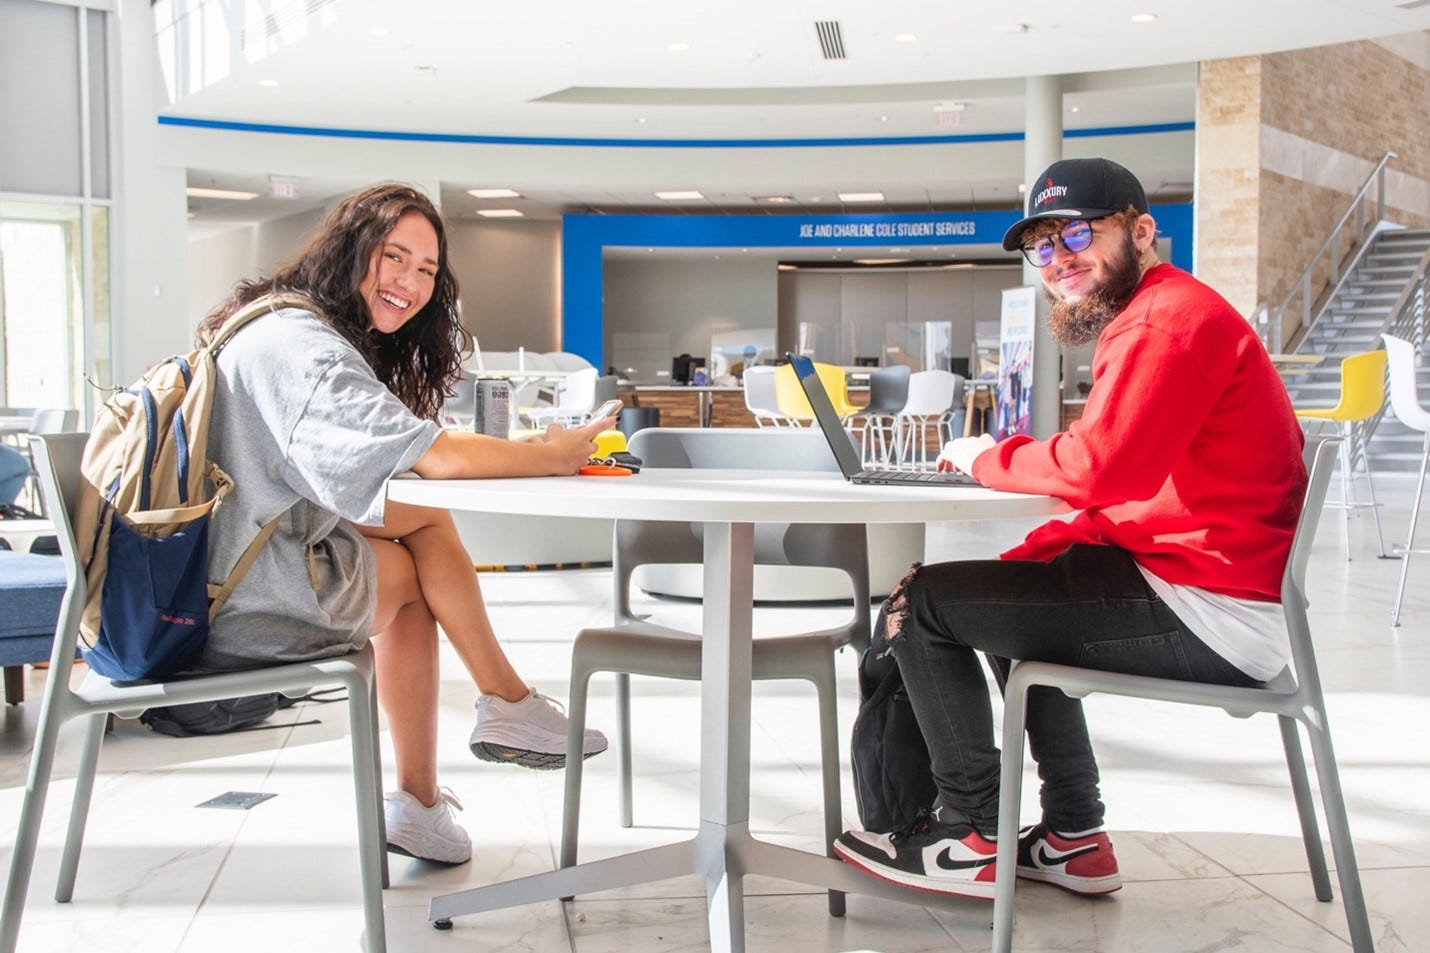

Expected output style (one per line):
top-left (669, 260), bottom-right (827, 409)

top-left (428, 821), bottom-right (983, 951)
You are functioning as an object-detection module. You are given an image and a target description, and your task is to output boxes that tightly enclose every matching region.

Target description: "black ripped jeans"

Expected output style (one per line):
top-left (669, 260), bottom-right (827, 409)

top-left (878, 543), bottom-right (1258, 836)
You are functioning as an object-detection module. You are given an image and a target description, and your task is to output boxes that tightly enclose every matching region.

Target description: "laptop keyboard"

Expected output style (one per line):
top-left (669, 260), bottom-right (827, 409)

top-left (853, 469), bottom-right (978, 487)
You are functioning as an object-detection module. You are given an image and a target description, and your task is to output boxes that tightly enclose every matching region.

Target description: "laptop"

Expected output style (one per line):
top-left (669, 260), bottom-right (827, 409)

top-left (786, 353), bottom-right (979, 487)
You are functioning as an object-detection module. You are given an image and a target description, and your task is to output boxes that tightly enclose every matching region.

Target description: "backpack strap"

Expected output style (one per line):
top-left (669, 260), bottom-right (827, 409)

top-left (207, 292), bottom-right (318, 358)
top-left (207, 513), bottom-right (283, 622)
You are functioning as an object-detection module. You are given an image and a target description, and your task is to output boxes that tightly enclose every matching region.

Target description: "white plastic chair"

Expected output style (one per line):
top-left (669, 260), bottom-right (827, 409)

top-left (741, 366), bottom-right (786, 427)
top-left (1382, 333), bottom-right (1430, 626)
top-left (559, 427), bottom-right (870, 918)
top-left (892, 370), bottom-right (957, 468)
top-left (28, 409), bottom-right (79, 434)
top-left (1, 433), bottom-right (389, 953)
top-left (990, 438), bottom-right (1371, 953)
top-left (526, 366), bottom-right (598, 428)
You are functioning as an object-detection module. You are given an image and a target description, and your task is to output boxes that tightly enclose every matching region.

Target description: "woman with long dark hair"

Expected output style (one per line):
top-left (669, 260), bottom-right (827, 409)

top-left (198, 183), bottom-right (613, 865)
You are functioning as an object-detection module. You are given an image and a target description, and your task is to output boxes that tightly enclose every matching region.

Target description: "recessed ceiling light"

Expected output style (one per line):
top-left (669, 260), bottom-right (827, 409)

top-left (1130, 13), bottom-right (1157, 22)
top-left (185, 187), bottom-right (258, 201)
top-left (257, 79), bottom-right (278, 88)
top-left (635, 117), bottom-right (647, 124)
top-left (467, 188), bottom-right (521, 199)
top-left (668, 42), bottom-right (690, 52)
top-left (1017, 183), bottom-right (1027, 193)
top-left (476, 209), bottom-right (523, 218)
top-left (838, 192), bottom-right (885, 203)
top-left (755, 195), bottom-right (795, 204)
top-left (1069, 105), bottom-right (1081, 113)
top-left (655, 190), bottom-right (704, 200)
top-left (894, 33), bottom-right (917, 43)
top-left (854, 258), bottom-right (911, 265)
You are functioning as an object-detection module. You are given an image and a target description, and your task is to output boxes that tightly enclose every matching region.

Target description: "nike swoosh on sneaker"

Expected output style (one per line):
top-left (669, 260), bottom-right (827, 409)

top-left (935, 847), bottom-right (995, 871)
top-left (1033, 842), bottom-right (1099, 868)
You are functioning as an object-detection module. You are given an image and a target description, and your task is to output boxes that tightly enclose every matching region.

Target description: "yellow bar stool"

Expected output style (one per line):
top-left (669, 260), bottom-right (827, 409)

top-left (1294, 349), bottom-right (1388, 560)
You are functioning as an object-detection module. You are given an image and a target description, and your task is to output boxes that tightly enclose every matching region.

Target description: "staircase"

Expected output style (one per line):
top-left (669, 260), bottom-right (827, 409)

top-left (1283, 227), bottom-right (1430, 470)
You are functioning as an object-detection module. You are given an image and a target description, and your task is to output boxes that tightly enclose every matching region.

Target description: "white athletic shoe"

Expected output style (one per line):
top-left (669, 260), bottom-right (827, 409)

top-left (468, 688), bottom-right (609, 770)
top-left (384, 788), bottom-right (472, 865)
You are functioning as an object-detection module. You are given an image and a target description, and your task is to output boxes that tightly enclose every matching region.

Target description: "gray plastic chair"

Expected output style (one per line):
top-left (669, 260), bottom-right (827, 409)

top-left (854, 364), bottom-right (911, 466)
top-left (559, 427), bottom-right (871, 917)
top-left (1381, 333), bottom-right (1430, 626)
top-left (1, 434), bottom-right (389, 953)
top-left (990, 437), bottom-right (1371, 953)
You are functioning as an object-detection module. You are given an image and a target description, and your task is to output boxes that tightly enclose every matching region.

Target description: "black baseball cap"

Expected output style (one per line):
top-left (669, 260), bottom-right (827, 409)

top-left (1001, 158), bottom-right (1149, 251)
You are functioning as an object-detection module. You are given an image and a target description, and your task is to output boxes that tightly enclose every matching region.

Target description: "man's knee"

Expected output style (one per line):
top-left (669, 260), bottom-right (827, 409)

top-left (882, 562), bottom-right (926, 650)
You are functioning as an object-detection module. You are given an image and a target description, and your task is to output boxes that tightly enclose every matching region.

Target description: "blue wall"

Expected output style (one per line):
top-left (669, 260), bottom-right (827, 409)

top-left (562, 203), bottom-right (1193, 365)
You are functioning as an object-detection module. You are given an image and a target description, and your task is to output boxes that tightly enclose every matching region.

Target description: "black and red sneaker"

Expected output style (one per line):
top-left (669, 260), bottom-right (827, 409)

top-left (834, 808), bottom-right (998, 900)
top-left (1015, 823), bottom-right (1122, 895)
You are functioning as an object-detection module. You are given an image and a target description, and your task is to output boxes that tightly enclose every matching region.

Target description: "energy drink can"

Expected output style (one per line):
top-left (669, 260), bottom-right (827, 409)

top-left (473, 379), bottom-right (511, 439)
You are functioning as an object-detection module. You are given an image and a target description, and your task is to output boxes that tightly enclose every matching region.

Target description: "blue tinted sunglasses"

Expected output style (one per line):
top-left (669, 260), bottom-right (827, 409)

top-left (1020, 218), bottom-right (1103, 267)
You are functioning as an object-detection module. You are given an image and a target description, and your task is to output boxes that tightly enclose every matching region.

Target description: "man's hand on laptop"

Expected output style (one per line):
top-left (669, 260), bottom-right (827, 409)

top-left (936, 433), bottom-right (996, 475)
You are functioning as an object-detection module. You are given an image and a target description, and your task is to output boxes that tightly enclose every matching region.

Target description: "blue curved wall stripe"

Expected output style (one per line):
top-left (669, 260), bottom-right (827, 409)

top-left (156, 114), bottom-right (1192, 149)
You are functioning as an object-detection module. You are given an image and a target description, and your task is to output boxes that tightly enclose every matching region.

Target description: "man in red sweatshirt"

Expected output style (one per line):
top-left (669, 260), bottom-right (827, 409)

top-left (834, 157), bottom-right (1306, 900)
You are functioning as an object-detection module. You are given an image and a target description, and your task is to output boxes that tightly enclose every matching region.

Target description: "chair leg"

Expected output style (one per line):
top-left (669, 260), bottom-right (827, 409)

top-left (0, 695), bottom-right (70, 953)
top-left (3, 666), bottom-right (21, 705)
top-left (560, 659), bottom-right (595, 871)
top-left (55, 712), bottom-right (106, 902)
top-left (1337, 431), bottom-right (1355, 562)
top-left (992, 670), bottom-right (1032, 953)
top-left (368, 675), bottom-right (389, 890)
top-left (1391, 433), bottom-right (1429, 626)
top-left (1277, 715), bottom-right (1332, 901)
top-left (1354, 423), bottom-right (1387, 558)
top-left (616, 672), bottom-right (634, 828)
top-left (809, 659), bottom-right (846, 918)
top-left (1302, 718), bottom-right (1375, 952)
top-left (344, 672), bottom-right (387, 953)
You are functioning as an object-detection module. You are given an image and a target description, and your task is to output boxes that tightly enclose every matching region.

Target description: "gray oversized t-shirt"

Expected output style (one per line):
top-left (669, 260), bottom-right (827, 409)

top-left (200, 307), bottom-right (442, 668)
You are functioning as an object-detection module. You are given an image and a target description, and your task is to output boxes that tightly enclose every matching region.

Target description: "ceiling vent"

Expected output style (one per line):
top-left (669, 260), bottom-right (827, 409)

top-left (815, 21), bottom-right (846, 60)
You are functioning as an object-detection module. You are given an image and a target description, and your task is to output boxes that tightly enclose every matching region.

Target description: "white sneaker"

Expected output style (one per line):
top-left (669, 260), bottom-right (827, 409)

top-left (469, 688), bottom-right (609, 770)
top-left (384, 788), bottom-right (472, 865)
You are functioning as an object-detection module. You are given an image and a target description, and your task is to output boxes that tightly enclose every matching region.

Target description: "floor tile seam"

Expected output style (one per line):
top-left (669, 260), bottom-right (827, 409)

top-left (1233, 868), bottom-right (1359, 946)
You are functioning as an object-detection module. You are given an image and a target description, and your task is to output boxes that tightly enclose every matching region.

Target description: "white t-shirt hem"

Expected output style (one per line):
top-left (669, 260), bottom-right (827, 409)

top-left (1136, 565), bottom-right (1290, 683)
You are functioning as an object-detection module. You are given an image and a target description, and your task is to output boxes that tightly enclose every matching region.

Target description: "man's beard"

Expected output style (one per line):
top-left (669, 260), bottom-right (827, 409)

top-left (1045, 231), bottom-right (1144, 347)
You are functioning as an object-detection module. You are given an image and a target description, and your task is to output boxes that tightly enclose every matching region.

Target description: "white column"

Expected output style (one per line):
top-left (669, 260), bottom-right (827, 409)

top-left (1023, 75), bottom-right (1063, 439)
top-left (114, 0), bottom-right (191, 383)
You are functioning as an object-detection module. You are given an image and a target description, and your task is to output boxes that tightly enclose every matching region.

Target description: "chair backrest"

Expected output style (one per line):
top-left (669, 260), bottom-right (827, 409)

top-left (901, 370), bottom-right (958, 416)
top-left (544, 351), bottom-right (596, 373)
top-left (1283, 437), bottom-right (1342, 681)
top-left (863, 364), bottom-right (911, 415)
top-left (1329, 349), bottom-right (1387, 421)
top-left (621, 428), bottom-right (869, 646)
top-left (773, 363), bottom-right (815, 420)
top-left (742, 366), bottom-right (781, 416)
top-left (556, 367), bottom-right (599, 411)
top-left (815, 363), bottom-right (856, 415)
top-left (26, 433), bottom-right (89, 665)
top-left (29, 409), bottom-right (79, 434)
top-left (592, 374), bottom-right (619, 409)
top-left (1381, 334), bottom-right (1430, 432)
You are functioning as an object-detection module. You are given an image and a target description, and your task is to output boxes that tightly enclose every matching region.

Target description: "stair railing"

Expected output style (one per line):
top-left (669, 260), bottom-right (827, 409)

top-left (1363, 243), bottom-right (1430, 446)
top-left (1269, 151), bottom-right (1398, 352)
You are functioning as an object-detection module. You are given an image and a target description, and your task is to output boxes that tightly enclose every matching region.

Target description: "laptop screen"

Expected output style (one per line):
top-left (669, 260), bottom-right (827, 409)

top-left (787, 354), bottom-right (866, 479)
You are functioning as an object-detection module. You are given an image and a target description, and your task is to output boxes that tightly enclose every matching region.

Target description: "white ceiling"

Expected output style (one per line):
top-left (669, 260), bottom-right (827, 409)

top-left (172, 0), bottom-right (1430, 227)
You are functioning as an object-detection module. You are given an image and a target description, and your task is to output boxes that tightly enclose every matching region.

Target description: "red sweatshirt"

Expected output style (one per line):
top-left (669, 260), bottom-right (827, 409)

top-left (971, 263), bottom-right (1306, 602)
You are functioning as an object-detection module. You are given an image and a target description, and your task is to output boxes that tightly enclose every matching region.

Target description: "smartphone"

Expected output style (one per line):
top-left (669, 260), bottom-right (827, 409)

top-left (590, 398), bottom-right (623, 422)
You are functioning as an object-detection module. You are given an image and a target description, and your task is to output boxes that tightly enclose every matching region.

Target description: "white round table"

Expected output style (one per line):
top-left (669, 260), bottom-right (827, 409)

top-left (386, 468), bottom-right (1066, 952)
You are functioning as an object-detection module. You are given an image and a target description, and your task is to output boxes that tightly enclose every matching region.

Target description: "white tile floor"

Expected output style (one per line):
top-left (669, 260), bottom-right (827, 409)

top-left (0, 472), bottom-right (1425, 952)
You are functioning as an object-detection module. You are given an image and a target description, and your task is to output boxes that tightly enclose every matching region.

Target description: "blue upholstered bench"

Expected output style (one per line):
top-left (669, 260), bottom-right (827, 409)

top-left (0, 550), bottom-right (69, 704)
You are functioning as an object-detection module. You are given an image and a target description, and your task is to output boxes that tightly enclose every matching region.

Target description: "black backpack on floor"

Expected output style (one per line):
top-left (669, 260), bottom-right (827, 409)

top-left (849, 647), bottom-right (937, 833)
